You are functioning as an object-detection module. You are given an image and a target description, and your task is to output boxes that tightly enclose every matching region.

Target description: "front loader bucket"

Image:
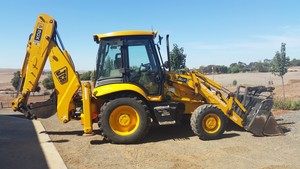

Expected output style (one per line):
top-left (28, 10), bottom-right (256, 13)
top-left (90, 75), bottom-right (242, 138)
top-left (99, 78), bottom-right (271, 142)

top-left (244, 99), bottom-right (284, 136)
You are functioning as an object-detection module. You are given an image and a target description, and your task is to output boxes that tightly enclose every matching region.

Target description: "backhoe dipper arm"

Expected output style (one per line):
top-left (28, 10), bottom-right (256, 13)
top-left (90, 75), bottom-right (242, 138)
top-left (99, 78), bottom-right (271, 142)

top-left (12, 14), bottom-right (81, 122)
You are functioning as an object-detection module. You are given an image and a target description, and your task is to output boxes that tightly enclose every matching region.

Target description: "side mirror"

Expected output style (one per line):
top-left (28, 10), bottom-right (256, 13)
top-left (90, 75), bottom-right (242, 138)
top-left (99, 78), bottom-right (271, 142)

top-left (158, 35), bottom-right (163, 45)
top-left (164, 61), bottom-right (170, 69)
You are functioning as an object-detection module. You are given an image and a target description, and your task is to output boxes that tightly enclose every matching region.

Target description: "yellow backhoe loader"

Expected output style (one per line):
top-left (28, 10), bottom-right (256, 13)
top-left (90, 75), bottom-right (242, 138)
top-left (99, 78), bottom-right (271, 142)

top-left (12, 14), bottom-right (283, 143)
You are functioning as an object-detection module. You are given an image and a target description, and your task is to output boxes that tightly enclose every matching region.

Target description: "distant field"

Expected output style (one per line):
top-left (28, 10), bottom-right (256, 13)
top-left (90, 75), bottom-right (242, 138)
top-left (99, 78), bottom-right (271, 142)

top-left (0, 68), bottom-right (48, 90)
top-left (1, 69), bottom-right (299, 105)
top-left (0, 69), bottom-right (49, 108)
top-left (206, 71), bottom-right (300, 98)
top-left (0, 69), bottom-right (18, 89)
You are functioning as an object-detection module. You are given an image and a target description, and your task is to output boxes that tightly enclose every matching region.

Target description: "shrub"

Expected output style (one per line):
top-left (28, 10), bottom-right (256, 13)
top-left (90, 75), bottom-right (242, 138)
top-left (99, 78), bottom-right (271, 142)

top-left (80, 71), bottom-right (92, 80)
top-left (273, 98), bottom-right (300, 110)
top-left (11, 71), bottom-right (20, 90)
top-left (232, 80), bottom-right (238, 86)
top-left (42, 76), bottom-right (55, 90)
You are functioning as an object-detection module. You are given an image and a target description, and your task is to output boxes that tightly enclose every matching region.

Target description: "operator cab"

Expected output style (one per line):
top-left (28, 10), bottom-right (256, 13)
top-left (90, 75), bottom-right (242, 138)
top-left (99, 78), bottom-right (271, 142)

top-left (94, 31), bottom-right (163, 95)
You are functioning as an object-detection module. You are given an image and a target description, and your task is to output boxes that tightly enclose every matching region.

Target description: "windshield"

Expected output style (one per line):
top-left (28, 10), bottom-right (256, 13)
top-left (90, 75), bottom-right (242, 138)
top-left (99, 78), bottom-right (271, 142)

top-left (95, 38), bottom-right (122, 80)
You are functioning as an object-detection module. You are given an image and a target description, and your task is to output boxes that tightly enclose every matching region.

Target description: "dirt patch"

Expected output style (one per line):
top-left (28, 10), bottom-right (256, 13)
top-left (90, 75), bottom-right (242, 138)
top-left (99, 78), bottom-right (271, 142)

top-left (207, 71), bottom-right (300, 98)
top-left (274, 80), bottom-right (300, 98)
top-left (38, 111), bottom-right (300, 169)
top-left (272, 109), bottom-right (297, 115)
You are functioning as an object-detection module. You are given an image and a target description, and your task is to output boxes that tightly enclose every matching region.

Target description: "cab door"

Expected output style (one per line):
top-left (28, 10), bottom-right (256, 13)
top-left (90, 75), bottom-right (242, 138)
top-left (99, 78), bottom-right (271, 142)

top-left (124, 37), bottom-right (162, 96)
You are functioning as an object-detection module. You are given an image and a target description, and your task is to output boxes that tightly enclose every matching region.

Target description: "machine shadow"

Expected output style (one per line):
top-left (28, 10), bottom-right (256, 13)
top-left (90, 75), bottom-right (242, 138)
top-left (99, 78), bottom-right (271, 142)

top-left (43, 120), bottom-right (244, 145)
top-left (277, 121), bottom-right (294, 134)
top-left (7, 114), bottom-right (27, 119)
top-left (90, 121), bottom-right (242, 145)
top-left (142, 120), bottom-right (241, 143)
top-left (40, 130), bottom-right (83, 136)
top-left (142, 123), bottom-right (195, 143)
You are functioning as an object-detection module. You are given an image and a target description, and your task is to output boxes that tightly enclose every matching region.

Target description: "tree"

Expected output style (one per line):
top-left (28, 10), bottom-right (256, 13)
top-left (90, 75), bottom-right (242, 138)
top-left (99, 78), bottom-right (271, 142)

top-left (248, 62), bottom-right (257, 72)
top-left (237, 61), bottom-right (247, 72)
top-left (290, 58), bottom-right (300, 66)
top-left (32, 85), bottom-right (41, 96)
top-left (11, 70), bottom-right (41, 94)
top-left (228, 66), bottom-right (240, 73)
top-left (216, 65), bottom-right (228, 73)
top-left (228, 63), bottom-right (240, 73)
top-left (90, 71), bottom-right (95, 81)
top-left (170, 44), bottom-right (186, 71)
top-left (255, 62), bottom-right (269, 72)
top-left (271, 43), bottom-right (290, 98)
top-left (198, 66), bottom-right (206, 73)
top-left (42, 75), bottom-right (55, 90)
top-left (11, 71), bottom-right (20, 90)
top-left (80, 71), bottom-right (92, 80)
top-left (205, 65), bottom-right (215, 74)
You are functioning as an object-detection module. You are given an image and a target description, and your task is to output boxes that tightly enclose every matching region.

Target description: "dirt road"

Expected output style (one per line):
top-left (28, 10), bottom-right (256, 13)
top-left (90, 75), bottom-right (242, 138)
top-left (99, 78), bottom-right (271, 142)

top-left (39, 111), bottom-right (300, 169)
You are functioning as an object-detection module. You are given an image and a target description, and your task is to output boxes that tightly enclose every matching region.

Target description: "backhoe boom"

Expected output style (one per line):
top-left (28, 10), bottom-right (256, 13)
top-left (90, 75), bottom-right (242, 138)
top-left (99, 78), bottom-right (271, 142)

top-left (12, 14), bottom-right (81, 123)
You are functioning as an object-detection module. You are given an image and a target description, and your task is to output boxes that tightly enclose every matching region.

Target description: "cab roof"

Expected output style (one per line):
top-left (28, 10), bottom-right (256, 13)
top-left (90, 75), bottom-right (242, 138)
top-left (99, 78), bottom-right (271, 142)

top-left (93, 30), bottom-right (157, 43)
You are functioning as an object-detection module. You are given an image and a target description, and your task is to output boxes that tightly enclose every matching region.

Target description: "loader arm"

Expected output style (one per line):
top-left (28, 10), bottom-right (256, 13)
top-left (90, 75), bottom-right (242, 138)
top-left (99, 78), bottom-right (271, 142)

top-left (171, 70), bottom-right (246, 127)
top-left (11, 14), bottom-right (81, 123)
top-left (168, 70), bottom-right (283, 136)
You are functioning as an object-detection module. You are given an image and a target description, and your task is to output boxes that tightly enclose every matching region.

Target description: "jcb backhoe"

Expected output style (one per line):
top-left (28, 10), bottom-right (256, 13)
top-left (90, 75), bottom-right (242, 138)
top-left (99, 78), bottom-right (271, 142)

top-left (12, 14), bottom-right (283, 143)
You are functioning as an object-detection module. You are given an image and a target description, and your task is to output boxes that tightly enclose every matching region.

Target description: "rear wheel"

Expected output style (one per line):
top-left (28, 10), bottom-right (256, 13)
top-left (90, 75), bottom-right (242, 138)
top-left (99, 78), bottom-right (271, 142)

top-left (98, 97), bottom-right (150, 144)
top-left (190, 104), bottom-right (227, 140)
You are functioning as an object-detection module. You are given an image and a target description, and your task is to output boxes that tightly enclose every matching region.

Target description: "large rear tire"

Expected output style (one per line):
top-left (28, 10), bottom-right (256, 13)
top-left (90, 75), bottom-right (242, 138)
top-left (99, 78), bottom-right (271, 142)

top-left (190, 104), bottom-right (227, 140)
top-left (98, 97), bottom-right (150, 144)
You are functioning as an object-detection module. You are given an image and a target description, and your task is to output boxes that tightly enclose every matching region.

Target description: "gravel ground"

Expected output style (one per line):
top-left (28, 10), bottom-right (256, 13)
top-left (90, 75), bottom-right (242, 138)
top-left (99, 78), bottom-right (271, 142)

top-left (2, 70), bottom-right (299, 169)
top-left (38, 110), bottom-right (300, 169)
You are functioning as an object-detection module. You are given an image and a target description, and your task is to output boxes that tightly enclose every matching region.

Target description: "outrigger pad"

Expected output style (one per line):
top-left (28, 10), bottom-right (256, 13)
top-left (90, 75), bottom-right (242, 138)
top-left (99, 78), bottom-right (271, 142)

top-left (244, 99), bottom-right (284, 136)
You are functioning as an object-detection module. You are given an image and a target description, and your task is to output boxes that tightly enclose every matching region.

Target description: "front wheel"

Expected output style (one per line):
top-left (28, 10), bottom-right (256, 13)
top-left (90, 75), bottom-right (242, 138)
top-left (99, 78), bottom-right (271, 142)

top-left (190, 104), bottom-right (227, 140)
top-left (98, 97), bottom-right (150, 144)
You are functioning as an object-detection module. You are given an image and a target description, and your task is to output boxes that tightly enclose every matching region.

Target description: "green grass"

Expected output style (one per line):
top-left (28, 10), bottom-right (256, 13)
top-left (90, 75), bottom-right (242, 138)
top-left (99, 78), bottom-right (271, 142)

top-left (273, 98), bottom-right (300, 110)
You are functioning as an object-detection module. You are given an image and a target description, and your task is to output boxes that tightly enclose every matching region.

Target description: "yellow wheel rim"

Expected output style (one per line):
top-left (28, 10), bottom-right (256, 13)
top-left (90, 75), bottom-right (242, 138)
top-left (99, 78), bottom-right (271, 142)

top-left (202, 113), bottom-right (221, 134)
top-left (109, 105), bottom-right (140, 136)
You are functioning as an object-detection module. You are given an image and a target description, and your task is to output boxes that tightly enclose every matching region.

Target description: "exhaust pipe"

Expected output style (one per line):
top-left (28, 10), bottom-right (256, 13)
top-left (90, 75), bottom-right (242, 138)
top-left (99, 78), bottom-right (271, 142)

top-left (166, 34), bottom-right (171, 72)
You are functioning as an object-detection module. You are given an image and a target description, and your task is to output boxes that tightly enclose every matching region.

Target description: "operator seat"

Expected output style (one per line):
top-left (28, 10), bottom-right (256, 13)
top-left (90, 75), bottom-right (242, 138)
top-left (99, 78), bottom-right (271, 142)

top-left (109, 54), bottom-right (122, 77)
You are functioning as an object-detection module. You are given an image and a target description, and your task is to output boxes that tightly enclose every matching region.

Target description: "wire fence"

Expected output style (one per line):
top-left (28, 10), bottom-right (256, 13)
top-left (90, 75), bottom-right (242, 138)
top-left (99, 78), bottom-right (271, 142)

top-left (0, 93), bottom-right (15, 108)
top-left (0, 92), bottom-right (49, 109)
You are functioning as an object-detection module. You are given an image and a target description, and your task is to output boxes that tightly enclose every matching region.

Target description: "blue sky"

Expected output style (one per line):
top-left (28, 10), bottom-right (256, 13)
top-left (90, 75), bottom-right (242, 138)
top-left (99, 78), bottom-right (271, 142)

top-left (0, 0), bottom-right (299, 70)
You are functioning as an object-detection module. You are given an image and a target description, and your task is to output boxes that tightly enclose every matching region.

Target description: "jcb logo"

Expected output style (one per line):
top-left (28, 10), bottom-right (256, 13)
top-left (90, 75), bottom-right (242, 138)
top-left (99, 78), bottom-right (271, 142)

top-left (34, 24), bottom-right (43, 45)
top-left (55, 67), bottom-right (68, 85)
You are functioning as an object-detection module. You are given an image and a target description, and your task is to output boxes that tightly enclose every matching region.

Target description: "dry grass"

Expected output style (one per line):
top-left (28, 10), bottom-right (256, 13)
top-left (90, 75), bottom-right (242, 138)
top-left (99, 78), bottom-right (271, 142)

top-left (0, 68), bottom-right (49, 108)
top-left (207, 71), bottom-right (300, 99)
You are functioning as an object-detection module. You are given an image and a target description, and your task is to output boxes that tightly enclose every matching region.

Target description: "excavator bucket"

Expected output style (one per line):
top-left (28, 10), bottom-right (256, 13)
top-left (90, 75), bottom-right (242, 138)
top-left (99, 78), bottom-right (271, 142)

top-left (235, 86), bottom-right (284, 136)
top-left (243, 99), bottom-right (284, 136)
top-left (28, 93), bottom-right (57, 119)
top-left (19, 92), bottom-right (57, 119)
